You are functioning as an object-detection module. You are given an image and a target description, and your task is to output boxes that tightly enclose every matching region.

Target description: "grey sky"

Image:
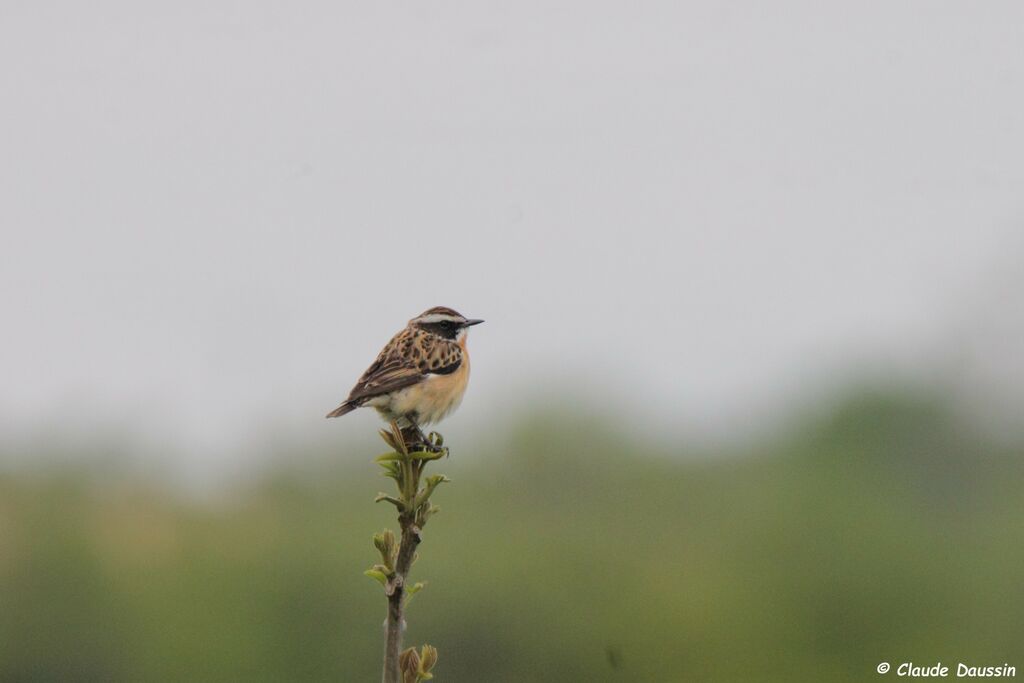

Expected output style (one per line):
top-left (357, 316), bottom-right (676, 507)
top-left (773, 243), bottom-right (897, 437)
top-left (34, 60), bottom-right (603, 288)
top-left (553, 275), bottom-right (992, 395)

top-left (2, 1), bottom-right (1022, 470)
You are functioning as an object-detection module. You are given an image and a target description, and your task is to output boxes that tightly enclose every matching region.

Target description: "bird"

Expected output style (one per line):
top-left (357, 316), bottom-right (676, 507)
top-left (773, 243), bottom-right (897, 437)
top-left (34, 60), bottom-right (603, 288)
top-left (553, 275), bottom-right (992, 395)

top-left (326, 306), bottom-right (484, 449)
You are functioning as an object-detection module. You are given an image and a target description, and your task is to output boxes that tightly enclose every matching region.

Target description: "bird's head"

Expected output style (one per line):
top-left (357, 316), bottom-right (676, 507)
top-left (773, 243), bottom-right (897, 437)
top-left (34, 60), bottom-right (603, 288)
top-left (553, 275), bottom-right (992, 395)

top-left (410, 307), bottom-right (484, 341)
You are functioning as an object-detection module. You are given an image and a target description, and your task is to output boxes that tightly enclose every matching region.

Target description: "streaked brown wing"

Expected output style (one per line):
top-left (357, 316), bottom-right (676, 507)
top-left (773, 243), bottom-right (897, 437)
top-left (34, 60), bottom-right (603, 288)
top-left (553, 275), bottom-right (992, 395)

top-left (345, 357), bottom-right (423, 405)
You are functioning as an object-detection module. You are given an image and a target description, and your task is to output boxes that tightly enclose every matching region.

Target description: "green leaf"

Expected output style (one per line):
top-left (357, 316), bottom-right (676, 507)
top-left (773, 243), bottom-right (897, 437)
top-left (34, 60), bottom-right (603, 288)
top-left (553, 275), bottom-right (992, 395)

top-left (419, 644), bottom-right (438, 677)
top-left (375, 493), bottom-right (404, 509)
top-left (377, 461), bottom-right (402, 482)
top-left (410, 448), bottom-right (447, 461)
top-left (413, 474), bottom-right (451, 510)
top-left (375, 451), bottom-right (404, 462)
top-left (364, 569), bottom-right (388, 586)
top-left (405, 581), bottom-right (426, 607)
top-left (373, 529), bottom-right (397, 568)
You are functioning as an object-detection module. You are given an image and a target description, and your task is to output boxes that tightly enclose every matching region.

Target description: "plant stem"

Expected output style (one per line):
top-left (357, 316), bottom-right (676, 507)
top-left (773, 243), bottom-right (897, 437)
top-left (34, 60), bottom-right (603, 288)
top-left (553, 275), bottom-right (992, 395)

top-left (374, 425), bottom-right (445, 683)
top-left (382, 510), bottom-right (421, 683)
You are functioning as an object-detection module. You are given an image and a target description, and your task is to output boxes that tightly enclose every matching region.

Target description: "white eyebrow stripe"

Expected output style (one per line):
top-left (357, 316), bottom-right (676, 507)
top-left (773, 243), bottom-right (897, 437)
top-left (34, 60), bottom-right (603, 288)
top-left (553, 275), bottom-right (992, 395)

top-left (415, 314), bottom-right (463, 324)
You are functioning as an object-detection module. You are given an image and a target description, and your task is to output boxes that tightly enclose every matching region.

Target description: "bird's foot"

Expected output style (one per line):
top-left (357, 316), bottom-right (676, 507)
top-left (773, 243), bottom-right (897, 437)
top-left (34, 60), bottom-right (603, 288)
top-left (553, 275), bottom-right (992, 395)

top-left (408, 440), bottom-right (445, 456)
top-left (408, 431), bottom-right (447, 457)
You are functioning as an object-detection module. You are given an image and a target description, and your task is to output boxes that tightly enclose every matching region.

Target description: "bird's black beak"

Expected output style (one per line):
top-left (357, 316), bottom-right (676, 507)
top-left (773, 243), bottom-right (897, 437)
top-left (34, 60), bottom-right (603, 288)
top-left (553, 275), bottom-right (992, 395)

top-left (462, 319), bottom-right (484, 327)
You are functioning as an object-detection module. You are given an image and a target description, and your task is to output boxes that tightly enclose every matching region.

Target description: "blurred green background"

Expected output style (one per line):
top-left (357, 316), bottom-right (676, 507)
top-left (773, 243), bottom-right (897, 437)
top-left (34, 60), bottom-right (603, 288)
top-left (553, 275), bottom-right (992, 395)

top-left (2, 386), bottom-right (1021, 682)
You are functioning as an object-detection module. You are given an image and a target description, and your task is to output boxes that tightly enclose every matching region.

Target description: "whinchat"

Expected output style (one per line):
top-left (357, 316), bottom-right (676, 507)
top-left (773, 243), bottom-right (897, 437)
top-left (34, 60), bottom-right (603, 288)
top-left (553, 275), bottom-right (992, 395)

top-left (326, 307), bottom-right (484, 448)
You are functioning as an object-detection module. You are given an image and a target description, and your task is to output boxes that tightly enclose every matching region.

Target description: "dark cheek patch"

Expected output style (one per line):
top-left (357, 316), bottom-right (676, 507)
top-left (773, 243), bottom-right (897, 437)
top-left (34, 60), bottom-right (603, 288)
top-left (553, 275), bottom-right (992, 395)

top-left (420, 322), bottom-right (460, 340)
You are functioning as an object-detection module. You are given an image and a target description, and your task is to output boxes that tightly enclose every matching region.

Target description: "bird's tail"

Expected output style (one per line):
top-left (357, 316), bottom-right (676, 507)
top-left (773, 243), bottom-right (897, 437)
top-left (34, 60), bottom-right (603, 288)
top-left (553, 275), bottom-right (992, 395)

top-left (325, 401), bottom-right (357, 418)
